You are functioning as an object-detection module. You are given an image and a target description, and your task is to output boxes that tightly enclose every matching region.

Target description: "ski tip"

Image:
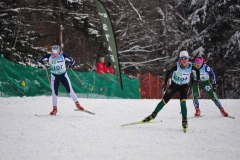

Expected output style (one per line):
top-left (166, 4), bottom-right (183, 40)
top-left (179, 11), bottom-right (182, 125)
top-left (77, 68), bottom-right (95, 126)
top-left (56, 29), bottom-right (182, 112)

top-left (121, 121), bottom-right (144, 127)
top-left (183, 128), bottom-right (188, 133)
top-left (121, 120), bottom-right (158, 127)
top-left (188, 115), bottom-right (204, 119)
top-left (74, 108), bottom-right (95, 115)
top-left (35, 114), bottom-right (58, 117)
top-left (84, 110), bottom-right (95, 115)
top-left (227, 115), bottom-right (235, 119)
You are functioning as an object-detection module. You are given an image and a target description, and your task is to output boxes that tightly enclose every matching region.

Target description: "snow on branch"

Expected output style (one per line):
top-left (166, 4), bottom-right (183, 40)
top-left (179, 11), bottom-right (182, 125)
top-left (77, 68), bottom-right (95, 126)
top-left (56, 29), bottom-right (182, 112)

top-left (127, 0), bottom-right (144, 22)
top-left (229, 31), bottom-right (240, 49)
top-left (0, 7), bottom-right (54, 13)
top-left (66, 0), bottom-right (82, 4)
top-left (121, 56), bottom-right (170, 69)
top-left (119, 44), bottom-right (162, 54)
top-left (0, 8), bottom-right (19, 13)
top-left (0, 13), bottom-right (8, 17)
top-left (19, 7), bottom-right (54, 12)
top-left (227, 68), bottom-right (240, 72)
top-left (188, 0), bottom-right (209, 25)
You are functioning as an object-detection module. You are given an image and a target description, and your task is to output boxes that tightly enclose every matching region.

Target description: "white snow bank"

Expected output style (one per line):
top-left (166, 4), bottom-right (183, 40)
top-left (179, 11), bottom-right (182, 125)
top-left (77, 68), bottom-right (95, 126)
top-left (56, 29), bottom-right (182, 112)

top-left (0, 97), bottom-right (239, 160)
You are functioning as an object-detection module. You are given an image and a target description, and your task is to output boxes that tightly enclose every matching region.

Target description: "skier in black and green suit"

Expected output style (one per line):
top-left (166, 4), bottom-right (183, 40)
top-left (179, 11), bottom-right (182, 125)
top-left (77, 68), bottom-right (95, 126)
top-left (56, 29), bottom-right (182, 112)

top-left (142, 51), bottom-right (200, 132)
top-left (191, 56), bottom-right (228, 117)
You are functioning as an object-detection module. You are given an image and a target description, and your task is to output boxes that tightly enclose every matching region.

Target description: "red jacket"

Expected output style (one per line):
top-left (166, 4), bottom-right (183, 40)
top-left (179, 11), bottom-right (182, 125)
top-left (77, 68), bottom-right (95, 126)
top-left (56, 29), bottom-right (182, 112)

top-left (96, 61), bottom-right (106, 74)
top-left (105, 66), bottom-right (114, 74)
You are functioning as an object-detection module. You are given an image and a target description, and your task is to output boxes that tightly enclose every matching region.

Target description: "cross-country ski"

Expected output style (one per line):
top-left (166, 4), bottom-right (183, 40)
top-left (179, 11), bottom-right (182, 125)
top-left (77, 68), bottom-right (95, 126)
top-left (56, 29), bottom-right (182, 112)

top-left (74, 108), bottom-right (95, 115)
top-left (34, 114), bottom-right (59, 117)
top-left (121, 120), bottom-right (158, 127)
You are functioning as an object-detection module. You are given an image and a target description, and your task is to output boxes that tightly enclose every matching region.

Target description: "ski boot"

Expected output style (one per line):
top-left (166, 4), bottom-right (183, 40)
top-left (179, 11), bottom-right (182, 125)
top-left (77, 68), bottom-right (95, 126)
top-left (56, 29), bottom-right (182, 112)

top-left (182, 118), bottom-right (188, 133)
top-left (75, 101), bottom-right (84, 110)
top-left (142, 112), bottom-right (157, 122)
top-left (195, 108), bottom-right (201, 116)
top-left (50, 106), bottom-right (57, 115)
top-left (220, 108), bottom-right (228, 117)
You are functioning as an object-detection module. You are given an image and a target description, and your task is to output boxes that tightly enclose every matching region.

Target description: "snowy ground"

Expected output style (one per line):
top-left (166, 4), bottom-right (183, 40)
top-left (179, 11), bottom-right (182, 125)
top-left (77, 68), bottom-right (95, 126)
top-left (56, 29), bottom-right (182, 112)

top-left (0, 96), bottom-right (239, 160)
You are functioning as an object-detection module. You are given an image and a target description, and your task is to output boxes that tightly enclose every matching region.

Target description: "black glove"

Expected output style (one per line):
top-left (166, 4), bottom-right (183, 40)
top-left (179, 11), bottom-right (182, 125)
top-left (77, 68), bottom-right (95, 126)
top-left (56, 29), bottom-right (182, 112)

top-left (68, 63), bottom-right (74, 69)
top-left (162, 84), bottom-right (167, 92)
top-left (37, 61), bottom-right (47, 69)
top-left (37, 61), bottom-right (44, 67)
top-left (212, 84), bottom-right (217, 92)
top-left (196, 80), bottom-right (201, 85)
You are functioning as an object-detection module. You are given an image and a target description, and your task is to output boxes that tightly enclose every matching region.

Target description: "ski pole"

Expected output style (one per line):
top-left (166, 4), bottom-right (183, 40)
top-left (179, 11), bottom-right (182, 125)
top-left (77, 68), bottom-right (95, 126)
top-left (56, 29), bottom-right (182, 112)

top-left (70, 69), bottom-right (96, 94)
top-left (44, 66), bottom-right (50, 86)
top-left (70, 69), bottom-right (84, 86)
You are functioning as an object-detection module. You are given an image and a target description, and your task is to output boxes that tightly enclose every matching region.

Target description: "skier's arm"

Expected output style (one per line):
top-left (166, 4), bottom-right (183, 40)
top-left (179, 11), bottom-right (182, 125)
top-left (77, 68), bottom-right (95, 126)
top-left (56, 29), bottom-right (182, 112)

top-left (164, 64), bottom-right (177, 84)
top-left (205, 65), bottom-right (216, 84)
top-left (63, 54), bottom-right (75, 67)
top-left (38, 54), bottom-right (50, 65)
top-left (192, 66), bottom-right (200, 82)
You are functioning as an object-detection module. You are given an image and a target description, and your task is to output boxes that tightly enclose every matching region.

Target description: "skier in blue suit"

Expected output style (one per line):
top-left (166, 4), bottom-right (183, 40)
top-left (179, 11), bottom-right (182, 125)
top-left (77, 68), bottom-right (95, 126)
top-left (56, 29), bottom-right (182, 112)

top-left (38, 45), bottom-right (84, 115)
top-left (191, 56), bottom-right (228, 117)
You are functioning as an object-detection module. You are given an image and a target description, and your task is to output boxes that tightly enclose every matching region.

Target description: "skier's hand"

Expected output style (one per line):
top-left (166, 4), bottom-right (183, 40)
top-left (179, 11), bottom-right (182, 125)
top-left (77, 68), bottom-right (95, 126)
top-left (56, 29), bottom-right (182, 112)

top-left (212, 84), bottom-right (217, 92)
top-left (37, 62), bottom-right (46, 68)
top-left (162, 84), bottom-right (167, 92)
top-left (196, 80), bottom-right (201, 85)
top-left (68, 63), bottom-right (74, 69)
top-left (68, 64), bottom-right (72, 69)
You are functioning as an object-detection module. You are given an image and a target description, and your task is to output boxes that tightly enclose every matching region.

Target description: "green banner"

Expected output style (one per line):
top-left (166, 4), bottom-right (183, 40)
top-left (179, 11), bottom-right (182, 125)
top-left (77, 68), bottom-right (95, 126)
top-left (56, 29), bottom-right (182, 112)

top-left (94, 0), bottom-right (123, 90)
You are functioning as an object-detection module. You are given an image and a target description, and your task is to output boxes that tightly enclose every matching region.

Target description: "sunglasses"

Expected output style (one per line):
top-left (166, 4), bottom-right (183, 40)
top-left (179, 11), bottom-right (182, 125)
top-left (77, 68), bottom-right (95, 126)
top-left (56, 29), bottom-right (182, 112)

top-left (52, 46), bottom-right (60, 50)
top-left (195, 61), bottom-right (203, 64)
top-left (180, 56), bottom-right (188, 60)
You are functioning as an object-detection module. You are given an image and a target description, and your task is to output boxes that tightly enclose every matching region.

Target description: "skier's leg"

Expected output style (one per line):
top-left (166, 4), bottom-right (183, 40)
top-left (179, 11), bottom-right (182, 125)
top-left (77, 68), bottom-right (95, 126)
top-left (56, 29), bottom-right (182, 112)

top-left (180, 99), bottom-right (187, 118)
top-left (61, 73), bottom-right (84, 110)
top-left (179, 85), bottom-right (189, 119)
top-left (192, 81), bottom-right (200, 109)
top-left (181, 103), bottom-right (188, 131)
top-left (153, 84), bottom-right (177, 113)
top-left (61, 73), bottom-right (78, 101)
top-left (51, 74), bottom-right (59, 106)
top-left (207, 89), bottom-right (222, 109)
top-left (192, 81), bottom-right (201, 116)
top-left (202, 81), bottom-right (222, 108)
top-left (204, 81), bottom-right (228, 116)
top-left (50, 74), bottom-right (59, 115)
top-left (143, 83), bottom-right (177, 122)
top-left (179, 85), bottom-right (189, 129)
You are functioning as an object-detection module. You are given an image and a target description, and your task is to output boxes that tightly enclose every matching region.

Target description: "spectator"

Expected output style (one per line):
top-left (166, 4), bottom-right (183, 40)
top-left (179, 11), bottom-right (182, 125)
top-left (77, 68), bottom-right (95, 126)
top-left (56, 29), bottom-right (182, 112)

top-left (105, 62), bottom-right (114, 74)
top-left (96, 57), bottom-right (106, 74)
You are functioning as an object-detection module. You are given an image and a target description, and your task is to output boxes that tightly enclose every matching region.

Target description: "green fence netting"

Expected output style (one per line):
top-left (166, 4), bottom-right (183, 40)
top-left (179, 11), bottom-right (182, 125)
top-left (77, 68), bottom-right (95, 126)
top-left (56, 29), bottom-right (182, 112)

top-left (0, 57), bottom-right (140, 98)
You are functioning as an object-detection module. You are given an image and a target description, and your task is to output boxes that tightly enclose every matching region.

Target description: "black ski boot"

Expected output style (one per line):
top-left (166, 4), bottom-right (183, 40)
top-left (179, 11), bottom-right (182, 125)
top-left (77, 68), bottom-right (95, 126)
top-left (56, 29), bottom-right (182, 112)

top-left (182, 118), bottom-right (188, 133)
top-left (142, 112), bottom-right (157, 122)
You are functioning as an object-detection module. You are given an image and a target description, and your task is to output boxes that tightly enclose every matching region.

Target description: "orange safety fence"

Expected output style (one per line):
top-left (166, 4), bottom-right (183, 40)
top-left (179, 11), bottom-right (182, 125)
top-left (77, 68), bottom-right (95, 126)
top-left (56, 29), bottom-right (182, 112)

top-left (139, 73), bottom-right (164, 99)
top-left (139, 73), bottom-right (181, 99)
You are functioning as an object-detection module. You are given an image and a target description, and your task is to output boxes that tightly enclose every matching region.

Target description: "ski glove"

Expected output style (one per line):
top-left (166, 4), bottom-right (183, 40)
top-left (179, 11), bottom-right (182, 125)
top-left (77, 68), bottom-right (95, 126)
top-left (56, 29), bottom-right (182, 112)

top-left (37, 61), bottom-right (47, 69)
top-left (196, 80), bottom-right (201, 85)
top-left (162, 84), bottom-right (167, 92)
top-left (68, 63), bottom-right (74, 69)
top-left (212, 84), bottom-right (217, 92)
